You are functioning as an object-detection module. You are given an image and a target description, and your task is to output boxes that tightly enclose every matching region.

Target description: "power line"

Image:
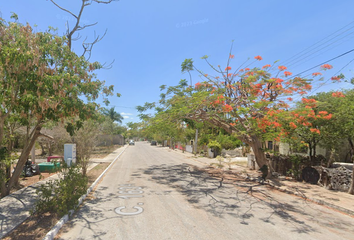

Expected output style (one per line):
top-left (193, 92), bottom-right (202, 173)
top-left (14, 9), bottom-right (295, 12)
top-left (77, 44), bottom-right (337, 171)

top-left (281, 20), bottom-right (354, 67)
top-left (309, 57), bottom-right (354, 95)
top-left (290, 48), bottom-right (354, 78)
top-left (290, 35), bottom-right (354, 69)
top-left (287, 30), bottom-right (354, 68)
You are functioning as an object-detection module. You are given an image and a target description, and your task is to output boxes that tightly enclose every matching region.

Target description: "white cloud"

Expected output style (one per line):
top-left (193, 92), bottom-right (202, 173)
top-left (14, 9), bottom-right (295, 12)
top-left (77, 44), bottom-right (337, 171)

top-left (123, 116), bottom-right (130, 119)
top-left (121, 112), bottom-right (133, 116)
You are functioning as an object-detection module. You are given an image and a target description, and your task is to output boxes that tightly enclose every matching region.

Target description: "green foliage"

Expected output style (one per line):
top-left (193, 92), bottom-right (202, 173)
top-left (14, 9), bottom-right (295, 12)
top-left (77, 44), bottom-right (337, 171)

top-left (216, 134), bottom-right (242, 150)
top-left (33, 165), bottom-right (88, 217)
top-left (181, 58), bottom-right (193, 73)
top-left (102, 107), bottom-right (123, 123)
top-left (208, 140), bottom-right (222, 153)
top-left (287, 155), bottom-right (304, 181)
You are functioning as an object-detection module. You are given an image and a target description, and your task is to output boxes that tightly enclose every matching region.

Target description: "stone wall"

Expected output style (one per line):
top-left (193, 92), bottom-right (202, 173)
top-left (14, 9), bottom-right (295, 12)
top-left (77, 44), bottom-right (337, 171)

top-left (319, 165), bottom-right (353, 192)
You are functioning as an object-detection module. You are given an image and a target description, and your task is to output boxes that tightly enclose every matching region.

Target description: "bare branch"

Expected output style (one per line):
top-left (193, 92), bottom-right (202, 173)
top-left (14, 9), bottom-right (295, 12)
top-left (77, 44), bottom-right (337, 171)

top-left (77, 22), bottom-right (98, 31)
top-left (81, 29), bottom-right (108, 59)
top-left (50, 0), bottom-right (117, 63)
top-left (93, 0), bottom-right (117, 3)
top-left (49, 0), bottom-right (78, 19)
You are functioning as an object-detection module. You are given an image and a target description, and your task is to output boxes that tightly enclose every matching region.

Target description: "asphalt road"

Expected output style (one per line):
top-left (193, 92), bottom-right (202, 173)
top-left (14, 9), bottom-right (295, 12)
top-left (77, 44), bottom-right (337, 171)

top-left (56, 142), bottom-right (354, 240)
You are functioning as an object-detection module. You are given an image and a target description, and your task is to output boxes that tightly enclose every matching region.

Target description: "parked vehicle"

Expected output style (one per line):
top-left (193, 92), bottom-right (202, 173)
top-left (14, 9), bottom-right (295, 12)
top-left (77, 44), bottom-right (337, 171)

top-left (129, 140), bottom-right (135, 145)
top-left (151, 140), bottom-right (157, 146)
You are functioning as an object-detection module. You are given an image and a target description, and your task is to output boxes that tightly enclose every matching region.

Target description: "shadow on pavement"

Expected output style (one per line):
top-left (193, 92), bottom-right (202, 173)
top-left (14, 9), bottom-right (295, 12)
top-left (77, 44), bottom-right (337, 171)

top-left (138, 163), bottom-right (334, 234)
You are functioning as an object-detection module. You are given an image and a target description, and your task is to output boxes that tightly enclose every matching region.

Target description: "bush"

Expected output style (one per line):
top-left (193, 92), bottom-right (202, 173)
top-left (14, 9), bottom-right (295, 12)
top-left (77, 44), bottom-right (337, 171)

top-left (208, 140), bottom-right (222, 157)
top-left (33, 165), bottom-right (88, 217)
top-left (216, 134), bottom-right (242, 150)
top-left (287, 155), bottom-right (306, 181)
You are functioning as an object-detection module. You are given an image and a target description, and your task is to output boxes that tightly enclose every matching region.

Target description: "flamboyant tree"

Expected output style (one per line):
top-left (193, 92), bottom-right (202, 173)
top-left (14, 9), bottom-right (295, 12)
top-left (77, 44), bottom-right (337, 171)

top-left (150, 50), bottom-right (337, 170)
top-left (0, 17), bottom-right (114, 196)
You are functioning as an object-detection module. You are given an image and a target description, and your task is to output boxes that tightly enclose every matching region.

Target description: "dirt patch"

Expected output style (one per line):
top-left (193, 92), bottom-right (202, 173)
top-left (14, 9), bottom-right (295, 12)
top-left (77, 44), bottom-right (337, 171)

top-left (10, 172), bottom-right (57, 194)
top-left (2, 162), bottom-right (112, 240)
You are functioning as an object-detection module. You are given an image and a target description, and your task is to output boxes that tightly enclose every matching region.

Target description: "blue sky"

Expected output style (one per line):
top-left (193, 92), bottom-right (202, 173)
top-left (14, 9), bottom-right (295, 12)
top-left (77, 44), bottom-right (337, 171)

top-left (1, 0), bottom-right (354, 125)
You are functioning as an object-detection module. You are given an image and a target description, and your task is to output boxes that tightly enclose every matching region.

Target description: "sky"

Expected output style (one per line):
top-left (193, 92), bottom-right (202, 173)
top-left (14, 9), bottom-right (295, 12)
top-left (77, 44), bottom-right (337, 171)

top-left (1, 0), bottom-right (354, 125)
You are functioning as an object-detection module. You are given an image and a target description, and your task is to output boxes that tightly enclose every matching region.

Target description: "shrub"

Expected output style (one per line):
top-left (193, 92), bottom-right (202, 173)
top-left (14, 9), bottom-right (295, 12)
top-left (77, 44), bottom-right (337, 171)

top-left (33, 165), bottom-right (88, 217)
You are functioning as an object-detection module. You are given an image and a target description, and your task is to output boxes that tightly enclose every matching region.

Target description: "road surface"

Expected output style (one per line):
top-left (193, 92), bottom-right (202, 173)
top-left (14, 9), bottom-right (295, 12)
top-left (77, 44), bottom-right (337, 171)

top-left (56, 142), bottom-right (354, 240)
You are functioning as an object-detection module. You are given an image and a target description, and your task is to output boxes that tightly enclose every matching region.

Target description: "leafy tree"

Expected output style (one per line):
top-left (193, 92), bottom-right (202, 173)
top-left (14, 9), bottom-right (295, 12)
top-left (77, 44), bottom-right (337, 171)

top-left (280, 97), bottom-right (333, 162)
top-left (144, 50), bottom-right (336, 171)
top-left (0, 18), bottom-right (114, 197)
top-left (307, 89), bottom-right (354, 194)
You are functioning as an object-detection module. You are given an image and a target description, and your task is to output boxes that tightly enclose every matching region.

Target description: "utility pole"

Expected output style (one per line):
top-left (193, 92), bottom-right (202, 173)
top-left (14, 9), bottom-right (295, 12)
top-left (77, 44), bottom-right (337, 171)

top-left (194, 129), bottom-right (198, 155)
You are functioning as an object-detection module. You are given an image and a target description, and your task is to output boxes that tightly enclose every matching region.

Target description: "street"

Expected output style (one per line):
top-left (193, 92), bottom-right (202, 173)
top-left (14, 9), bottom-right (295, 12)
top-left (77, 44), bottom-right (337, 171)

top-left (56, 142), bottom-right (354, 240)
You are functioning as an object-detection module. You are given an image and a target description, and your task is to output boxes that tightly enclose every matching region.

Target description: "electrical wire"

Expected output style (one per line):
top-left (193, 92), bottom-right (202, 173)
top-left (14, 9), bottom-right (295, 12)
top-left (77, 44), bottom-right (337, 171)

top-left (280, 20), bottom-right (354, 67)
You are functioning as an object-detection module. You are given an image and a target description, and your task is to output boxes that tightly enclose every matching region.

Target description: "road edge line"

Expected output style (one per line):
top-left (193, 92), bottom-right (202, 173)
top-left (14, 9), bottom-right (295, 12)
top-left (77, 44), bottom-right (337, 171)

top-left (42, 145), bottom-right (128, 240)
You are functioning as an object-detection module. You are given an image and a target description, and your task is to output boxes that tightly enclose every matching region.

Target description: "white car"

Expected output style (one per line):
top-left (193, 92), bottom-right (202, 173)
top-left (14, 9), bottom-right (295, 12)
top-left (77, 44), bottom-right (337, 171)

top-left (129, 140), bottom-right (135, 145)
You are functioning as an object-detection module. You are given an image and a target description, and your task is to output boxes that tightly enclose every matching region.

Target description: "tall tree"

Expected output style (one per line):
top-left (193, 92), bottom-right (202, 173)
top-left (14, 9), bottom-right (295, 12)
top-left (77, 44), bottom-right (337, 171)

top-left (0, 18), bottom-right (114, 196)
top-left (146, 52), bottom-right (335, 171)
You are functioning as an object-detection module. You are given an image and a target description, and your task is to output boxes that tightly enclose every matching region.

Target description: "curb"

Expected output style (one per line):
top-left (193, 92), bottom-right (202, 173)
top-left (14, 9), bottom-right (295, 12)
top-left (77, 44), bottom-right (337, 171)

top-left (165, 147), bottom-right (354, 217)
top-left (267, 182), bottom-right (354, 217)
top-left (42, 146), bottom-right (128, 240)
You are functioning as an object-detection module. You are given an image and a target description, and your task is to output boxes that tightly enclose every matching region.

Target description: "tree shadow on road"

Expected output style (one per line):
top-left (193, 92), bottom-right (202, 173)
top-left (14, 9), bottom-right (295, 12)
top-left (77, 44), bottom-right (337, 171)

top-left (139, 163), bottom-right (327, 234)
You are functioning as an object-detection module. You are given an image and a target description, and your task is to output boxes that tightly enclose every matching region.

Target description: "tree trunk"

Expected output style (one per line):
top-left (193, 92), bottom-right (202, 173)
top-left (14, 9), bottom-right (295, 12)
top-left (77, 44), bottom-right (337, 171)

top-left (248, 135), bottom-right (267, 169)
top-left (3, 125), bottom-right (42, 196)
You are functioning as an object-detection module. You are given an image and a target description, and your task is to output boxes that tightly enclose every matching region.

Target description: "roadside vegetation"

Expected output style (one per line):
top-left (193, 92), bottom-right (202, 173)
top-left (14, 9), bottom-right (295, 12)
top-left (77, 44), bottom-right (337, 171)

top-left (136, 47), bottom-right (354, 194)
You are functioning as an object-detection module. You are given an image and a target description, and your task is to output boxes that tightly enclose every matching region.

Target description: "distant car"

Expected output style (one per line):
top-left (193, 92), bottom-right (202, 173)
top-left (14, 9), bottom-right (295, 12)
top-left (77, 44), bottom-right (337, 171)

top-left (129, 140), bottom-right (135, 145)
top-left (150, 140), bottom-right (157, 146)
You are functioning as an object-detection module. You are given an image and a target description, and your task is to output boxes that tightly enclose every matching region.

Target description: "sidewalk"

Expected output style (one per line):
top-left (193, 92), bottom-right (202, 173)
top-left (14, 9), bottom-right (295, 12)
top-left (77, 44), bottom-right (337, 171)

top-left (0, 145), bottom-right (127, 239)
top-left (161, 146), bottom-right (354, 217)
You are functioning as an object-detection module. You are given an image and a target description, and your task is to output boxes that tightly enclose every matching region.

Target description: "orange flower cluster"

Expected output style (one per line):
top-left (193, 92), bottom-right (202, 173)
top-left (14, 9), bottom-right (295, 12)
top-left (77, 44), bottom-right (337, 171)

top-left (225, 66), bottom-right (232, 71)
top-left (211, 95), bottom-right (225, 105)
top-left (331, 76), bottom-right (341, 81)
top-left (302, 98), bottom-right (317, 104)
top-left (254, 55), bottom-right (263, 61)
top-left (229, 54), bottom-right (234, 59)
top-left (223, 104), bottom-right (233, 112)
top-left (289, 122), bottom-right (297, 129)
top-left (284, 71), bottom-right (292, 77)
top-left (322, 114), bottom-right (332, 120)
top-left (262, 64), bottom-right (271, 69)
top-left (278, 66), bottom-right (287, 71)
top-left (195, 82), bottom-right (213, 89)
top-left (332, 92), bottom-right (345, 98)
top-left (310, 128), bottom-right (320, 134)
top-left (275, 78), bottom-right (284, 83)
top-left (321, 64), bottom-right (333, 70)
top-left (312, 72), bottom-right (322, 77)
